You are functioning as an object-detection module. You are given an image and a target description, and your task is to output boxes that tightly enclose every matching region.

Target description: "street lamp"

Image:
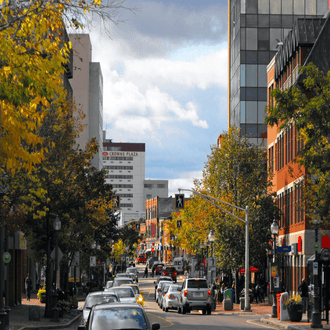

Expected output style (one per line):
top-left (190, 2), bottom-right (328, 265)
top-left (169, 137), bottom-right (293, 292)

top-left (208, 230), bottom-right (215, 257)
top-left (270, 219), bottom-right (279, 318)
top-left (51, 214), bottom-right (61, 322)
top-left (311, 217), bottom-right (322, 328)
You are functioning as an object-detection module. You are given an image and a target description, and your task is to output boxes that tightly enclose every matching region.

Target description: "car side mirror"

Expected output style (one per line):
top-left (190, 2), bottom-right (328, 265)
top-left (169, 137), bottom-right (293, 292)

top-left (152, 323), bottom-right (160, 330)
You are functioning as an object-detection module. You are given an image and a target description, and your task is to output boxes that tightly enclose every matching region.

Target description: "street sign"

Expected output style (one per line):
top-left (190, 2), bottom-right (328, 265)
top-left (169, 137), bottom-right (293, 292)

top-left (51, 247), bottom-right (63, 267)
top-left (314, 242), bottom-right (320, 250)
top-left (313, 262), bottom-right (318, 275)
top-left (119, 254), bottom-right (125, 258)
top-left (177, 219), bottom-right (182, 228)
top-left (278, 246), bottom-right (291, 253)
top-left (90, 256), bottom-right (96, 267)
top-left (3, 252), bottom-right (11, 263)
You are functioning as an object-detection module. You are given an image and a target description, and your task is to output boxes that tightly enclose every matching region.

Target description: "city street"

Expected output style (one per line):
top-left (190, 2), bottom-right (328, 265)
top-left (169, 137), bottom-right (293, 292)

top-left (67, 264), bottom-right (279, 330)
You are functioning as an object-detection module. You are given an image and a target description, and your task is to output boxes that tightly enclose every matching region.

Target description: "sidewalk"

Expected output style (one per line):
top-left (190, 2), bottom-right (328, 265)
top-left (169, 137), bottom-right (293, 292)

top-left (214, 301), bottom-right (330, 329)
top-left (9, 293), bottom-right (82, 330)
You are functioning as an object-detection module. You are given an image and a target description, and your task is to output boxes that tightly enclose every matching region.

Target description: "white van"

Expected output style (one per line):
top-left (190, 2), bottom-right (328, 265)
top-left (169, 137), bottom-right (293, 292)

top-left (173, 257), bottom-right (185, 274)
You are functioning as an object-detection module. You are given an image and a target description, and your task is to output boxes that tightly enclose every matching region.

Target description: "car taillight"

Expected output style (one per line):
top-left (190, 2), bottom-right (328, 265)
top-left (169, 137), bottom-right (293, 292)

top-left (184, 290), bottom-right (188, 297)
top-left (163, 272), bottom-right (166, 276)
top-left (182, 267), bottom-right (184, 270)
top-left (208, 290), bottom-right (211, 297)
top-left (163, 293), bottom-right (165, 296)
top-left (168, 294), bottom-right (174, 298)
top-left (174, 272), bottom-right (177, 276)
top-left (157, 289), bottom-right (159, 292)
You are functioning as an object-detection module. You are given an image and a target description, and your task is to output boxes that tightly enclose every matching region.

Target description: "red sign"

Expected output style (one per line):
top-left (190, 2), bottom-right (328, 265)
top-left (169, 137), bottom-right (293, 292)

top-left (152, 242), bottom-right (155, 246)
top-left (152, 248), bottom-right (154, 252)
top-left (298, 236), bottom-right (302, 252)
top-left (102, 152), bottom-right (108, 156)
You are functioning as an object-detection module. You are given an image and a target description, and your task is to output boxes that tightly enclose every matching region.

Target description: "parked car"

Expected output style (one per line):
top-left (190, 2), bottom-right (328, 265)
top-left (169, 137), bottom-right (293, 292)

top-left (157, 282), bottom-right (172, 308)
top-left (104, 281), bottom-right (113, 290)
top-left (155, 280), bottom-right (172, 303)
top-left (112, 277), bottom-right (134, 288)
top-left (106, 286), bottom-right (137, 304)
top-left (151, 261), bottom-right (160, 272)
top-left (161, 284), bottom-right (181, 312)
top-left (178, 278), bottom-right (212, 315)
top-left (78, 291), bottom-right (120, 325)
top-left (162, 266), bottom-right (177, 283)
top-left (77, 303), bottom-right (160, 330)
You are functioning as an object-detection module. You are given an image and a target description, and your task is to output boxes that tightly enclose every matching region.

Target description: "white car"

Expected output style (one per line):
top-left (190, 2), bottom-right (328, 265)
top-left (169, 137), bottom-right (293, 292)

top-left (106, 286), bottom-right (137, 304)
top-left (162, 284), bottom-right (181, 312)
top-left (155, 280), bottom-right (172, 303)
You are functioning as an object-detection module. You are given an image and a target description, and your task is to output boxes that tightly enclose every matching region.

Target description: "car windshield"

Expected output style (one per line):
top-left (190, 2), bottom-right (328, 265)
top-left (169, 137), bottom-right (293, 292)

top-left (165, 267), bottom-right (176, 272)
top-left (91, 307), bottom-right (148, 330)
top-left (109, 288), bottom-right (135, 298)
top-left (169, 285), bottom-right (181, 292)
top-left (124, 286), bottom-right (139, 295)
top-left (127, 268), bottom-right (137, 274)
top-left (84, 295), bottom-right (118, 309)
top-left (113, 279), bottom-right (133, 286)
top-left (187, 280), bottom-right (208, 289)
top-left (116, 273), bottom-right (128, 278)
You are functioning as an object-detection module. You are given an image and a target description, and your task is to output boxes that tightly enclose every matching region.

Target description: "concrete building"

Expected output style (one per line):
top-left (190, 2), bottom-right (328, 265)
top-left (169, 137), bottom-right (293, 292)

top-left (69, 34), bottom-right (103, 170)
top-left (267, 15), bottom-right (330, 295)
top-left (228, 0), bottom-right (329, 146)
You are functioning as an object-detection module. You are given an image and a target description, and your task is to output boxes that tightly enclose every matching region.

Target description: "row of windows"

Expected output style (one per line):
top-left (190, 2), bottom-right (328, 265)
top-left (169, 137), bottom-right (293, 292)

top-left (103, 156), bottom-right (133, 161)
top-left (118, 194), bottom-right (133, 198)
top-left (268, 125), bottom-right (304, 172)
top-left (240, 0), bottom-right (328, 16)
top-left (240, 101), bottom-right (267, 124)
top-left (121, 203), bottom-right (133, 208)
top-left (277, 183), bottom-right (304, 229)
top-left (104, 165), bottom-right (133, 170)
top-left (240, 123), bottom-right (267, 138)
top-left (144, 184), bottom-right (166, 189)
top-left (112, 184), bottom-right (133, 188)
top-left (107, 175), bottom-right (133, 179)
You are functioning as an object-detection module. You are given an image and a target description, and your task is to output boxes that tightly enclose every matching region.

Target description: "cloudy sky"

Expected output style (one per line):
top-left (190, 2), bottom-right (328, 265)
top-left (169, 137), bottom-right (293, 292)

top-left (89, 0), bottom-right (229, 196)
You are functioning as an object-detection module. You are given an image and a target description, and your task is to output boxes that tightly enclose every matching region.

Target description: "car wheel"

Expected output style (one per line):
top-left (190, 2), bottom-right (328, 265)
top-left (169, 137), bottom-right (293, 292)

top-left (178, 306), bottom-right (181, 314)
top-left (207, 306), bottom-right (211, 315)
top-left (165, 307), bottom-right (168, 312)
top-left (202, 309), bottom-right (206, 315)
top-left (182, 306), bottom-right (186, 314)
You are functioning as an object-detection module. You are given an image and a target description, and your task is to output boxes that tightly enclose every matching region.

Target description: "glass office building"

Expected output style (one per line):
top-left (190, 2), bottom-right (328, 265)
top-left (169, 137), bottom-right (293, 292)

top-left (228, 0), bottom-right (329, 146)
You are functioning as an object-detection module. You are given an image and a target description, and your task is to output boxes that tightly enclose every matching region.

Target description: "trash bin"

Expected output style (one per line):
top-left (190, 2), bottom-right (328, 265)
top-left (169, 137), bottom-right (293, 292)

top-left (240, 297), bottom-right (245, 310)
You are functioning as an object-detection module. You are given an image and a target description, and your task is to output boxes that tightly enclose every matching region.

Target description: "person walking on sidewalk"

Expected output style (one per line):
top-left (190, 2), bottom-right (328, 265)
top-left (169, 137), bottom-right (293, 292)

top-left (298, 278), bottom-right (308, 313)
top-left (143, 265), bottom-right (148, 278)
top-left (25, 274), bottom-right (32, 301)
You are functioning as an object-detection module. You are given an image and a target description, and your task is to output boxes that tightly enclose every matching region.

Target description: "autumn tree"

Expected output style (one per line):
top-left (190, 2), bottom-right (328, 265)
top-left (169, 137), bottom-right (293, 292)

top-left (172, 128), bottom-right (279, 293)
top-left (266, 63), bottom-right (330, 224)
top-left (0, 0), bottom-right (135, 175)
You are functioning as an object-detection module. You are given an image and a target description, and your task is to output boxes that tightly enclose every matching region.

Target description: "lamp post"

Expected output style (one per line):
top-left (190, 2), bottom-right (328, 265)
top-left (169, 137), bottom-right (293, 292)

top-left (51, 214), bottom-right (61, 322)
top-left (270, 219), bottom-right (279, 318)
top-left (311, 217), bottom-right (322, 328)
top-left (208, 230), bottom-right (215, 257)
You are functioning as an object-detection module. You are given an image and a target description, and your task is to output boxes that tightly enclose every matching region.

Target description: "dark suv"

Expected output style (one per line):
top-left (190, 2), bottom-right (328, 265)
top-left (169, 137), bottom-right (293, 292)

top-left (162, 266), bottom-right (177, 283)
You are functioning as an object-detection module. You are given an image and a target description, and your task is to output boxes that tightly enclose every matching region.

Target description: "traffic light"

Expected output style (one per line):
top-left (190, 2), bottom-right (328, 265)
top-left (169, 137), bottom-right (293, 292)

top-left (136, 224), bottom-right (140, 231)
top-left (112, 195), bottom-right (120, 210)
top-left (175, 194), bottom-right (184, 210)
top-left (177, 219), bottom-right (182, 228)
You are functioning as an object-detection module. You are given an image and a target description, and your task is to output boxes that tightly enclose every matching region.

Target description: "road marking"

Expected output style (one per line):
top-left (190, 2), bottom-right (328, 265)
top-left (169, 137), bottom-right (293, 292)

top-left (149, 313), bottom-right (174, 328)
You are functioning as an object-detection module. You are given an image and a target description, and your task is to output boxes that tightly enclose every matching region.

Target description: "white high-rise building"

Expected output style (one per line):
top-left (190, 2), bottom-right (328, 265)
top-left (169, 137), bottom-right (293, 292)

top-left (103, 138), bottom-right (168, 226)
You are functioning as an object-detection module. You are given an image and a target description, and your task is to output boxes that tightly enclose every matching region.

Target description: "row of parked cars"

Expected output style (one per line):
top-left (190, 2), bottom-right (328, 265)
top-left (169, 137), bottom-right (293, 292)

top-left (154, 275), bottom-right (212, 315)
top-left (78, 267), bottom-right (161, 330)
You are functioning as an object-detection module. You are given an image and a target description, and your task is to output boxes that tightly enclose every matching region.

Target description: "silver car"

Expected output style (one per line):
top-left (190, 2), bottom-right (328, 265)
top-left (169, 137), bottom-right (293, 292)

top-left (79, 291), bottom-right (120, 325)
top-left (107, 286), bottom-right (137, 304)
top-left (161, 284), bottom-right (181, 312)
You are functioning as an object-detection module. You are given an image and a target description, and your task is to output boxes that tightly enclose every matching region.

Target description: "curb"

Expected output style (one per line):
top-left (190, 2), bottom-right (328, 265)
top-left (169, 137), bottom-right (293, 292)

top-left (260, 317), bottom-right (310, 330)
top-left (17, 312), bottom-right (82, 330)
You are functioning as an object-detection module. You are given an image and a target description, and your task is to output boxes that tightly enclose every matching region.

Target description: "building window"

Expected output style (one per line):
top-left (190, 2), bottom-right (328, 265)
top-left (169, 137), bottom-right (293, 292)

top-left (157, 184), bottom-right (165, 188)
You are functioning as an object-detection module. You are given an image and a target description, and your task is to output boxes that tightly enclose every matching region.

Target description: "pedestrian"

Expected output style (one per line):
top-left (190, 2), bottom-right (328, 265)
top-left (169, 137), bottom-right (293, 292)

top-left (298, 278), bottom-right (308, 313)
top-left (151, 265), bottom-right (155, 277)
top-left (143, 265), bottom-right (148, 278)
top-left (25, 273), bottom-right (32, 301)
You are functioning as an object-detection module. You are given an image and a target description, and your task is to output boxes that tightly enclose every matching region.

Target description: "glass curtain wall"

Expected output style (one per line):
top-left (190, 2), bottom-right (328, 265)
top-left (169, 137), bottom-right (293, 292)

top-left (228, 0), bottom-right (329, 147)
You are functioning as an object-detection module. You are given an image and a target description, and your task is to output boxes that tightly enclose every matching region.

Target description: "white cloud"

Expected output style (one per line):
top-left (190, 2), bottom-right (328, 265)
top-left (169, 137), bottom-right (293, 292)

top-left (167, 171), bottom-right (203, 197)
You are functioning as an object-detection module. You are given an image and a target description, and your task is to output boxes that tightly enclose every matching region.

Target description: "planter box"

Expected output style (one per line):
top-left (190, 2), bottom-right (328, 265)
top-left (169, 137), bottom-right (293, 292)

top-left (288, 303), bottom-right (303, 322)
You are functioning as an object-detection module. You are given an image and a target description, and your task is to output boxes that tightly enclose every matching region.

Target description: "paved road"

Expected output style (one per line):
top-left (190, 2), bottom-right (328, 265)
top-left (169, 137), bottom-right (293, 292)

top-left (68, 264), bottom-right (280, 330)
